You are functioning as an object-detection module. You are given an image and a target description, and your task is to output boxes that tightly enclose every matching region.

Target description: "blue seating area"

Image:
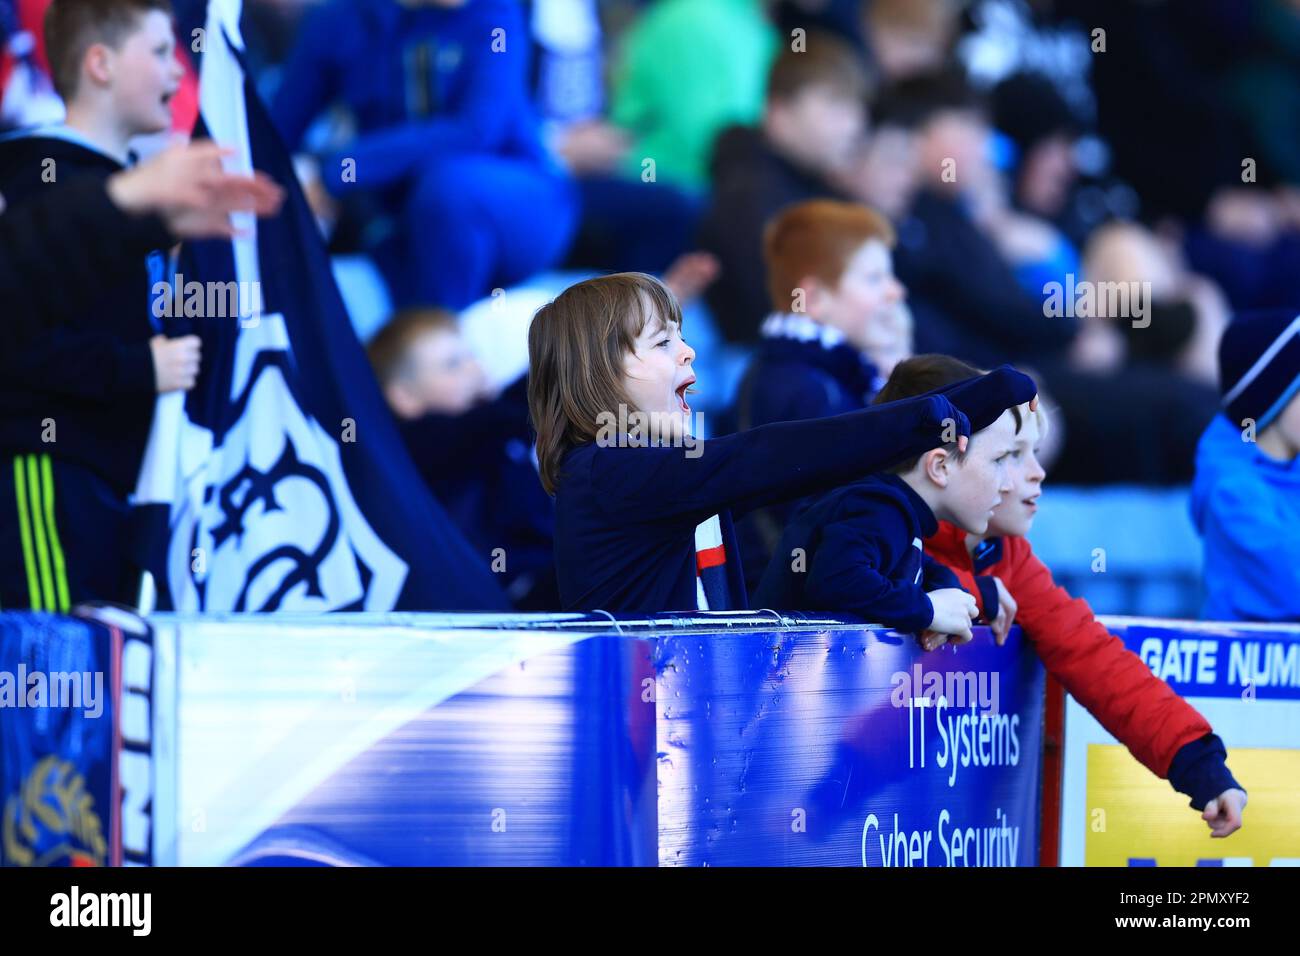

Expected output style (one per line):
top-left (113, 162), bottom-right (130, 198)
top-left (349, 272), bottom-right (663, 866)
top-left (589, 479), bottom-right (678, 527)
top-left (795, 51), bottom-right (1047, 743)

top-left (1027, 486), bottom-right (1204, 619)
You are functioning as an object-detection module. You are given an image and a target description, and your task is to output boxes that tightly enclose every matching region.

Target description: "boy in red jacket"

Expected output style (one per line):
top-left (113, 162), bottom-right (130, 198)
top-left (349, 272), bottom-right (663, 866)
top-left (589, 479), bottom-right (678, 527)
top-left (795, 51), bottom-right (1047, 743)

top-left (887, 356), bottom-right (1247, 838)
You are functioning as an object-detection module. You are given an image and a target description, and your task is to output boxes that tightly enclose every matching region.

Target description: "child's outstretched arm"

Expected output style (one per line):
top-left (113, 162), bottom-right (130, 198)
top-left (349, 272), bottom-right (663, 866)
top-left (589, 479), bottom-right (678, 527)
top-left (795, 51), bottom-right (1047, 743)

top-left (1007, 549), bottom-right (1245, 825)
top-left (583, 391), bottom-right (964, 526)
top-left (584, 368), bottom-right (1034, 526)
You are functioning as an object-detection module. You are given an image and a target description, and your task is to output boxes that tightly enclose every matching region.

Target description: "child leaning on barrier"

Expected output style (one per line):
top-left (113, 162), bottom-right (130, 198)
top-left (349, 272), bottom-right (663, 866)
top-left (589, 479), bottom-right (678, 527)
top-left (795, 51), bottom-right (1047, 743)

top-left (1191, 309), bottom-right (1300, 623)
top-left (525, 272), bottom-right (1038, 614)
top-left (752, 355), bottom-right (1030, 648)
top-left (879, 359), bottom-right (1249, 837)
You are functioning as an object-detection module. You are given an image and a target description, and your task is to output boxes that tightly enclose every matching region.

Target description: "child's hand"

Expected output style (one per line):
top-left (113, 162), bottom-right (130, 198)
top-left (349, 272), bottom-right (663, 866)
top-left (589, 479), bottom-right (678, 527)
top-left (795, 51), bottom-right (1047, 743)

top-left (107, 140), bottom-right (284, 239)
top-left (989, 576), bottom-right (1018, 645)
top-left (1202, 788), bottom-right (1247, 838)
top-left (151, 334), bottom-right (202, 393)
top-left (926, 588), bottom-right (977, 644)
top-left (918, 395), bottom-right (970, 451)
top-left (918, 629), bottom-right (952, 652)
top-left (662, 251), bottom-right (720, 306)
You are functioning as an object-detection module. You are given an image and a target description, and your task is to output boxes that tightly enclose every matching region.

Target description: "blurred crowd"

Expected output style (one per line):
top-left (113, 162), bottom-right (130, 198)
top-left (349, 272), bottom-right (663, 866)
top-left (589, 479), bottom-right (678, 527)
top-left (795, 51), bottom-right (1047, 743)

top-left (3, 0), bottom-right (1299, 613)
top-left (6, 0), bottom-right (1297, 481)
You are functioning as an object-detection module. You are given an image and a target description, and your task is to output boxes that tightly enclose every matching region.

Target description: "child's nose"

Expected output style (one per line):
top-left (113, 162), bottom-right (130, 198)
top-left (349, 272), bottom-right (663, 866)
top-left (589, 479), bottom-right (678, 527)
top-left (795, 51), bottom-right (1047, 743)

top-left (887, 277), bottom-right (906, 303)
top-left (679, 341), bottom-right (695, 365)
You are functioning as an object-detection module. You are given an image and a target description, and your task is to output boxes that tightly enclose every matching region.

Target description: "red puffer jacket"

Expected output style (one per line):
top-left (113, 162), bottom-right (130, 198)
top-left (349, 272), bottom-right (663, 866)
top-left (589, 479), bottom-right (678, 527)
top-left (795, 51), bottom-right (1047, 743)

top-left (925, 521), bottom-right (1211, 778)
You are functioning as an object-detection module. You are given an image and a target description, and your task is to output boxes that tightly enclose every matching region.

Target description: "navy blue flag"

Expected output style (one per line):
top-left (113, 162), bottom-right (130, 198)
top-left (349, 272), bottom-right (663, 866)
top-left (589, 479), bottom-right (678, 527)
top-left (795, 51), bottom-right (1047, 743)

top-left (133, 0), bottom-right (507, 612)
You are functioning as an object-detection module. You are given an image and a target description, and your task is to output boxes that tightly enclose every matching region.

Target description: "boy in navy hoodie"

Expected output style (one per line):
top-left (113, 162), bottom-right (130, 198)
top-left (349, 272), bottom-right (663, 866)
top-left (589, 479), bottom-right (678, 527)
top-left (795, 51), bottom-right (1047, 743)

top-left (527, 272), bottom-right (1037, 614)
top-left (754, 355), bottom-right (1025, 648)
top-left (0, 0), bottom-right (200, 610)
top-left (732, 198), bottom-right (911, 587)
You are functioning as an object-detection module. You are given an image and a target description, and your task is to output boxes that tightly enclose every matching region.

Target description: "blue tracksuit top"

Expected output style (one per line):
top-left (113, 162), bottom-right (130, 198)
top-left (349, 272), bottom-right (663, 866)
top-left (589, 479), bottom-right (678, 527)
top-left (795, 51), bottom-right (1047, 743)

top-left (272, 0), bottom-right (549, 190)
top-left (1191, 413), bottom-right (1300, 622)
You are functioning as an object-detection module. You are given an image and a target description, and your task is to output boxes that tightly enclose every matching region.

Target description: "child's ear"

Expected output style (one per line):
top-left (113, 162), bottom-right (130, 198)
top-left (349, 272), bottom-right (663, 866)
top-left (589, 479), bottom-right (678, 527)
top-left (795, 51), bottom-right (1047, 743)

top-left (83, 44), bottom-right (114, 88)
top-left (384, 380), bottom-right (422, 421)
top-left (798, 276), bottom-right (830, 318)
top-left (923, 447), bottom-right (951, 488)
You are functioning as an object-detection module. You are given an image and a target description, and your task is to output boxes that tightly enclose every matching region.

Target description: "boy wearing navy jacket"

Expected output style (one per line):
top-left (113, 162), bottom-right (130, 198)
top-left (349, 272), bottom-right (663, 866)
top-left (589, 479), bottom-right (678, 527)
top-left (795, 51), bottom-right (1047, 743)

top-left (754, 355), bottom-right (1024, 647)
top-left (0, 0), bottom-right (199, 610)
top-left (527, 273), bottom-right (1037, 615)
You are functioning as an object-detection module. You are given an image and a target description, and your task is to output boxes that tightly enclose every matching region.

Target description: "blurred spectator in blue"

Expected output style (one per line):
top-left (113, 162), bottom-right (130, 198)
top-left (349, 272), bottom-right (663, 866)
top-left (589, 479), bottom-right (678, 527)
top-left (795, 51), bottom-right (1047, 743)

top-left (698, 31), bottom-right (870, 344)
top-left (271, 0), bottom-right (577, 309)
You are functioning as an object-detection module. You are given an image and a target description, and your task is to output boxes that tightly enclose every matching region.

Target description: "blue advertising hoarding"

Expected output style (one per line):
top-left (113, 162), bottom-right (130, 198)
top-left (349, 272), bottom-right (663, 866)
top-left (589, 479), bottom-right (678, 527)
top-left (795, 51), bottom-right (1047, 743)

top-left (4, 611), bottom-right (1045, 866)
top-left (656, 626), bottom-right (1044, 866)
top-left (0, 608), bottom-right (155, 867)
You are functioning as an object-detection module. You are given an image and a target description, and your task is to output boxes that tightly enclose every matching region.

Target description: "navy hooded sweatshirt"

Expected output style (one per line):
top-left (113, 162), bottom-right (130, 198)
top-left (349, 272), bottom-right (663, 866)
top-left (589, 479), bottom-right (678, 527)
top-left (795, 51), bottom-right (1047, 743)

top-left (752, 473), bottom-right (960, 630)
top-left (553, 365), bottom-right (1035, 613)
top-left (0, 131), bottom-right (158, 496)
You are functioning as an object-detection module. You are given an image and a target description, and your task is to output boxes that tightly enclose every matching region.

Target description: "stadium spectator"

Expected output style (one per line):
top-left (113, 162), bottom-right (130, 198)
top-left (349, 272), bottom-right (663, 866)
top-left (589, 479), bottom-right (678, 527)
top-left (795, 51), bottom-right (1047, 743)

top-left (0, 140), bottom-right (282, 344)
top-left (862, 0), bottom-right (960, 84)
top-left (699, 31), bottom-right (870, 344)
top-left (877, 356), bottom-right (1249, 836)
top-left (753, 355), bottom-right (1027, 647)
top-left (528, 0), bottom-right (702, 276)
top-left (884, 71), bottom-right (1077, 366)
top-left (608, 0), bottom-right (777, 190)
top-left (833, 106), bottom-right (920, 223)
top-left (1192, 310), bottom-right (1300, 623)
top-left (731, 199), bottom-right (909, 587)
top-left (0, 0), bottom-right (203, 610)
top-left (271, 0), bottom-right (578, 310)
top-left (368, 307), bottom-right (558, 609)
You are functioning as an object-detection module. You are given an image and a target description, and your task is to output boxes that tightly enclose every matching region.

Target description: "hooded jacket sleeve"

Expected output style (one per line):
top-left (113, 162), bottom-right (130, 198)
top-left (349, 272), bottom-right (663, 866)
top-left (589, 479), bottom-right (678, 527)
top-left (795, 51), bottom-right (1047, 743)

top-left (584, 366), bottom-right (1036, 528)
top-left (804, 504), bottom-right (936, 632)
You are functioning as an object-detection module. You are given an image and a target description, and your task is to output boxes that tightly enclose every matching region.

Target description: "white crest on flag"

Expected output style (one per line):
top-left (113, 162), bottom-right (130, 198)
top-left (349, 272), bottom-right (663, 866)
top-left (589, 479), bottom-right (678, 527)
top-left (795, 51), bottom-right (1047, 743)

top-left (134, 0), bottom-right (406, 611)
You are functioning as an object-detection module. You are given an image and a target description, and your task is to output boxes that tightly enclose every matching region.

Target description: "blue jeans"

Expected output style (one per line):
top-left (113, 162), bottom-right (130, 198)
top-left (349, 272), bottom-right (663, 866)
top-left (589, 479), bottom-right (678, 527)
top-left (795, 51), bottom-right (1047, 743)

top-left (390, 154), bottom-right (578, 309)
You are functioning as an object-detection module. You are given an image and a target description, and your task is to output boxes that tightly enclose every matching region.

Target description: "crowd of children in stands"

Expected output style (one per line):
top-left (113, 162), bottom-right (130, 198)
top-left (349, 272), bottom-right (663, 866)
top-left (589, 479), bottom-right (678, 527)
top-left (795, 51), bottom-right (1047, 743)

top-left (7, 0), bottom-right (1300, 837)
